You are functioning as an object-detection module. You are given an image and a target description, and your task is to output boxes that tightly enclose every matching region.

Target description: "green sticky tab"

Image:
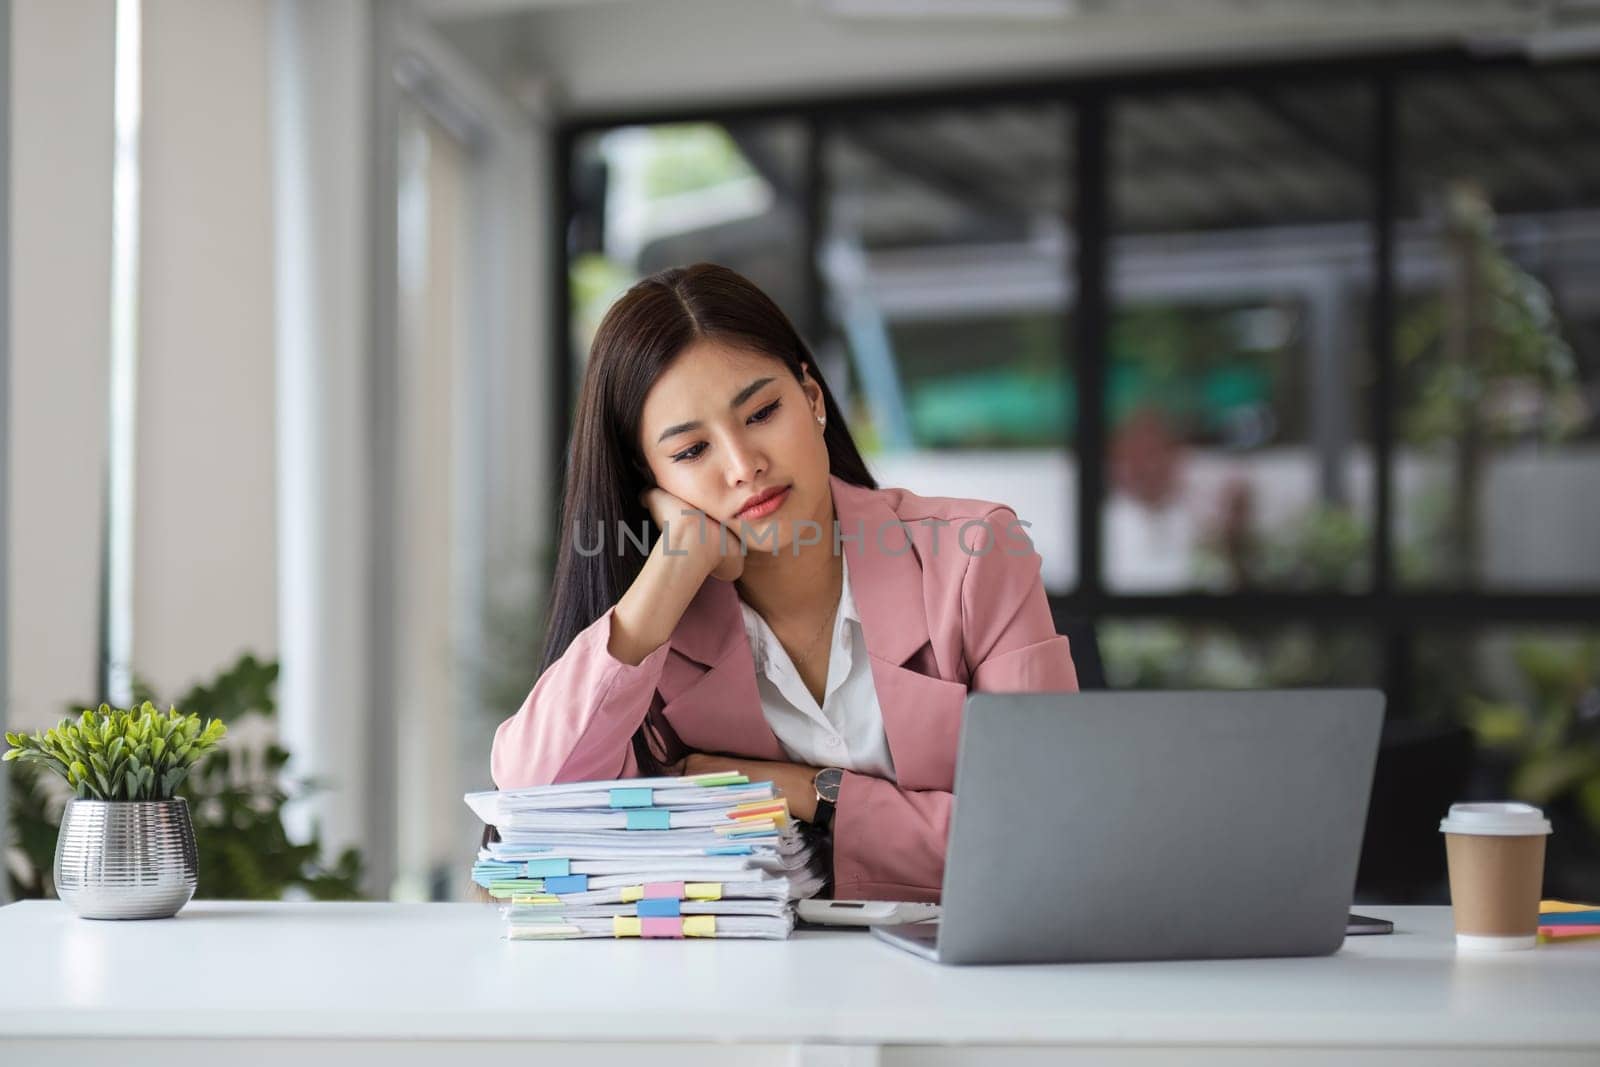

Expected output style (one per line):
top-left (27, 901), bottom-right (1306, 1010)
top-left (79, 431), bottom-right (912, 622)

top-left (609, 787), bottom-right (654, 808)
top-left (626, 809), bottom-right (672, 831)
top-left (691, 773), bottom-right (749, 787)
top-left (524, 858), bottom-right (570, 878)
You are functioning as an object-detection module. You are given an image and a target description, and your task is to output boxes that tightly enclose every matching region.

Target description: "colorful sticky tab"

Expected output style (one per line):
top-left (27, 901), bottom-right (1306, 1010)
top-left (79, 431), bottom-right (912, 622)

top-left (640, 917), bottom-right (684, 939)
top-left (1529, 908), bottom-right (1593, 927)
top-left (510, 894), bottom-right (560, 905)
top-left (707, 845), bottom-right (754, 856)
top-left (626, 809), bottom-right (672, 831)
top-left (730, 800), bottom-right (786, 817)
top-left (637, 898), bottom-right (681, 918)
top-left (683, 915), bottom-right (717, 938)
top-left (612, 916), bottom-right (642, 938)
top-left (524, 858), bottom-right (571, 878)
top-left (685, 882), bottom-right (722, 901)
top-left (620, 885), bottom-right (645, 903)
top-left (1541, 899), bottom-right (1600, 914)
top-left (724, 826), bottom-right (778, 839)
top-left (643, 881), bottom-right (685, 899)
top-left (543, 874), bottom-right (589, 895)
top-left (1541, 924), bottom-right (1600, 938)
top-left (609, 787), bottom-right (653, 808)
top-left (690, 773), bottom-right (749, 787)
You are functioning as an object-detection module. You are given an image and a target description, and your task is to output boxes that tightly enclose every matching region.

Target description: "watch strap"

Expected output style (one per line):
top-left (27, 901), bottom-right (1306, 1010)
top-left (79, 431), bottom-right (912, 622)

top-left (812, 796), bottom-right (836, 831)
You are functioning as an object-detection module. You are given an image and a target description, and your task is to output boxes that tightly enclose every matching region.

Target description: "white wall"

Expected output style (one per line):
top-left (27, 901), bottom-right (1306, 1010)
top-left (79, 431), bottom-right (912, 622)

top-left (7, 0), bottom-right (542, 900)
top-left (8, 0), bottom-right (279, 730)
top-left (7, 0), bottom-right (114, 731)
top-left (271, 0), bottom-right (375, 870)
top-left (137, 0), bottom-right (277, 699)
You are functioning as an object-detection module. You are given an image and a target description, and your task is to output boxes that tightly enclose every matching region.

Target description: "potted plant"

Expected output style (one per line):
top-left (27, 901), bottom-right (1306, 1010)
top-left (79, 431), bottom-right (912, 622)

top-left (4, 702), bottom-right (226, 918)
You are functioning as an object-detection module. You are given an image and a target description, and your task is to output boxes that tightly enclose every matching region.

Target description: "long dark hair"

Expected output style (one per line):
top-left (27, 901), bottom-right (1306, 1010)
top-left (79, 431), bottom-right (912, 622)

top-left (541, 264), bottom-right (875, 764)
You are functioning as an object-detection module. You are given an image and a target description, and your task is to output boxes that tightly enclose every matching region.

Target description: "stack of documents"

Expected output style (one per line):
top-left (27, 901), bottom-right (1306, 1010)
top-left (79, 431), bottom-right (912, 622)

top-left (465, 771), bottom-right (827, 940)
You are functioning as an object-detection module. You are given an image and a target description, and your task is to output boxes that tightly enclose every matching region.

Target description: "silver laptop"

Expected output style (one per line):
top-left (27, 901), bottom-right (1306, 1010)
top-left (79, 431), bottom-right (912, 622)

top-left (871, 689), bottom-right (1384, 965)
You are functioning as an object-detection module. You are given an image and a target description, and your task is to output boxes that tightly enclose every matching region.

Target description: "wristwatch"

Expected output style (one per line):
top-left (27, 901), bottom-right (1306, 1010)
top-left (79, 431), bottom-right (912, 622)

top-left (812, 767), bottom-right (843, 831)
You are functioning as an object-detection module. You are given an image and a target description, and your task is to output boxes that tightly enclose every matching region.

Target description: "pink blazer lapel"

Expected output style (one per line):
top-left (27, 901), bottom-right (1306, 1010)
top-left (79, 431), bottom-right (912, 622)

top-left (659, 577), bottom-right (787, 761)
top-left (657, 476), bottom-right (970, 790)
top-left (831, 476), bottom-right (969, 792)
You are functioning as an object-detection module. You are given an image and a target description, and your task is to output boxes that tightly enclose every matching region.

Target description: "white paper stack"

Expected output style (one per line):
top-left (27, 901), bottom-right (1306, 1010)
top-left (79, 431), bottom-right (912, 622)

top-left (465, 771), bottom-right (827, 940)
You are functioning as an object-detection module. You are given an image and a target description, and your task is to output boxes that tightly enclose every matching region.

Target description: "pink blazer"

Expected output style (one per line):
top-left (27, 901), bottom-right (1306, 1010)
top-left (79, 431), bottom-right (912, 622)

top-left (490, 474), bottom-right (1079, 901)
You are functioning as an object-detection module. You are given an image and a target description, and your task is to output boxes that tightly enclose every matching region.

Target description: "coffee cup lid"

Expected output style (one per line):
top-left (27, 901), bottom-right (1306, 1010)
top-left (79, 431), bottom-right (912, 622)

top-left (1439, 802), bottom-right (1551, 837)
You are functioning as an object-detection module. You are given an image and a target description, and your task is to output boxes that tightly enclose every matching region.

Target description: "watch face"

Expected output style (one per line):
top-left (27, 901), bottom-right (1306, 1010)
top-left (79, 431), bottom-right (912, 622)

top-left (814, 767), bottom-right (843, 803)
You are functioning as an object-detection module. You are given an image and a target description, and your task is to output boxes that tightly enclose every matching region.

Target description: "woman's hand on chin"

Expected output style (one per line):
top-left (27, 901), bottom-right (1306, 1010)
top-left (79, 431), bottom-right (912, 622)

top-left (678, 752), bottom-right (820, 823)
top-left (639, 487), bottom-right (745, 582)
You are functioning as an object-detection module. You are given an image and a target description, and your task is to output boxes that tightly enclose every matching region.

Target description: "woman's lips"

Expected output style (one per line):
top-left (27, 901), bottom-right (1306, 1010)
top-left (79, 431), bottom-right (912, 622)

top-left (736, 486), bottom-right (790, 520)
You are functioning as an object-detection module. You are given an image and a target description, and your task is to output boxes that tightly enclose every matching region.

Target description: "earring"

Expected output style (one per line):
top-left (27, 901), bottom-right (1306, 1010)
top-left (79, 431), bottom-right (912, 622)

top-left (816, 415), bottom-right (826, 428)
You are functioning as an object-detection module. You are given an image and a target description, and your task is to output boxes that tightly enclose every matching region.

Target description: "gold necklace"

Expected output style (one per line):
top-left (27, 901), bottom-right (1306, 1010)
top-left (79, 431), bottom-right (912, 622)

top-left (789, 600), bottom-right (839, 667)
top-left (784, 567), bottom-right (843, 668)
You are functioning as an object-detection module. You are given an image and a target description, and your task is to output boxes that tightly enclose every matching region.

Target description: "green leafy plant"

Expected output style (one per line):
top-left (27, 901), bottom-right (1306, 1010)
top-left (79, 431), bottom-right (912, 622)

top-left (5, 653), bottom-right (366, 901)
top-left (5, 703), bottom-right (226, 801)
top-left (1466, 636), bottom-right (1600, 833)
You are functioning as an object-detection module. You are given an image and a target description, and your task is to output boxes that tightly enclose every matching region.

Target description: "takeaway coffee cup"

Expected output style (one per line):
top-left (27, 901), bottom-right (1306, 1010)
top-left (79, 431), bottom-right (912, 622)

top-left (1439, 802), bottom-right (1552, 951)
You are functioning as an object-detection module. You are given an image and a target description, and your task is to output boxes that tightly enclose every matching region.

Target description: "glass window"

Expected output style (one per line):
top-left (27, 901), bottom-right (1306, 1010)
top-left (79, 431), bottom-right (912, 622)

top-left (567, 120), bottom-right (809, 389)
top-left (1104, 85), bottom-right (1377, 593)
top-left (1394, 69), bottom-right (1600, 590)
top-left (1099, 619), bottom-right (1380, 690)
top-left (823, 104), bottom-right (1077, 592)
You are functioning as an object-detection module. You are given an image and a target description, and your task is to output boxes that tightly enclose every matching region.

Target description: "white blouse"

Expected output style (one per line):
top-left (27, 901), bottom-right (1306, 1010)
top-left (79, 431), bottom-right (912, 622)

top-left (737, 553), bottom-right (897, 782)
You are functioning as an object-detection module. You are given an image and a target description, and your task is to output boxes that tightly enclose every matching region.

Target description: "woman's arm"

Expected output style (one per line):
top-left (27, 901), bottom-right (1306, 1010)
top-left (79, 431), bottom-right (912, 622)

top-left (679, 752), bottom-right (821, 821)
top-left (490, 603), bottom-right (672, 788)
top-left (490, 501), bottom-right (733, 789)
top-left (831, 507), bottom-right (1078, 900)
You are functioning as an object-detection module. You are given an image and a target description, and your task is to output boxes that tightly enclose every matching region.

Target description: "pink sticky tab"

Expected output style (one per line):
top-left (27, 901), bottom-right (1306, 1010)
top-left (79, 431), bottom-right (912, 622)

top-left (640, 917), bottom-right (684, 939)
top-left (643, 881), bottom-right (685, 899)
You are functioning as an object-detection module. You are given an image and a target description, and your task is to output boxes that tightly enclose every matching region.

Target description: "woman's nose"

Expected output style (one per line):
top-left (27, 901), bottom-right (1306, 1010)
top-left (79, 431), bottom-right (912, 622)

top-left (722, 435), bottom-right (768, 486)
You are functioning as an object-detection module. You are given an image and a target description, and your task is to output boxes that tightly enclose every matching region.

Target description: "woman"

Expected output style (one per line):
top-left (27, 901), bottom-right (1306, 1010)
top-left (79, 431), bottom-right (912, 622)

top-left (491, 263), bottom-right (1078, 901)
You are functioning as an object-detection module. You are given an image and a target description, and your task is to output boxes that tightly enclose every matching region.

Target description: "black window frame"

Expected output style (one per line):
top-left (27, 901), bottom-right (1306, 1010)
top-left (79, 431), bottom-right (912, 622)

top-left (550, 46), bottom-right (1600, 717)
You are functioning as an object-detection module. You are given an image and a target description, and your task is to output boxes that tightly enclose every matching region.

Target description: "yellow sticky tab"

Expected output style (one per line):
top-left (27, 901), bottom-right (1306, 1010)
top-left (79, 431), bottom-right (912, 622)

top-left (731, 799), bottom-right (780, 813)
top-left (683, 915), bottom-right (716, 938)
top-left (733, 799), bottom-right (791, 822)
top-left (613, 916), bottom-right (642, 938)
top-left (620, 885), bottom-right (645, 903)
top-left (510, 894), bottom-right (559, 905)
top-left (1542, 899), bottom-right (1600, 913)
top-left (685, 882), bottom-right (722, 900)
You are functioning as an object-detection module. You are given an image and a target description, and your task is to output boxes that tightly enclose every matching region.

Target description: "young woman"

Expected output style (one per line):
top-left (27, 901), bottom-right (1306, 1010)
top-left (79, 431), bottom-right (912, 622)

top-left (491, 263), bottom-right (1078, 901)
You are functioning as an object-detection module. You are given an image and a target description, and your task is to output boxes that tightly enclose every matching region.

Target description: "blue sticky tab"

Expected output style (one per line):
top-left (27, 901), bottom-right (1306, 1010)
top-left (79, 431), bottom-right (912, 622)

top-left (1540, 911), bottom-right (1600, 926)
top-left (637, 898), bottom-right (681, 917)
top-left (544, 874), bottom-right (588, 894)
top-left (524, 858), bottom-right (571, 878)
top-left (626, 809), bottom-right (672, 831)
top-left (609, 787), bottom-right (654, 808)
top-left (707, 845), bottom-right (754, 856)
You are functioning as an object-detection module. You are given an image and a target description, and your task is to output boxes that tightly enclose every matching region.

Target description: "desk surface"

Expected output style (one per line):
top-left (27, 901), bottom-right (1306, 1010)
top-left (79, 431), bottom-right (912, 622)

top-left (2, 901), bottom-right (1597, 1050)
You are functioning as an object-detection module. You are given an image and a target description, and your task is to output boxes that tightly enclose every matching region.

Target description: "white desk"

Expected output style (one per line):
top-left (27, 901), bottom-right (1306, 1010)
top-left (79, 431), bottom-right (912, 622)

top-left (1, 901), bottom-right (1597, 1066)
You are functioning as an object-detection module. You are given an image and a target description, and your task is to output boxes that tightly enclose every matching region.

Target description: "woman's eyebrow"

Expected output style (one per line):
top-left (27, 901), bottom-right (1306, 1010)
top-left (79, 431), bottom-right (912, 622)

top-left (655, 377), bottom-right (776, 443)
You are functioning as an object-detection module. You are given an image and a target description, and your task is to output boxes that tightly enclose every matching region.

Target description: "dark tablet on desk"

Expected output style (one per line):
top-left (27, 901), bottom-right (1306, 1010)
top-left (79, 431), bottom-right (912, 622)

top-left (1347, 913), bottom-right (1394, 935)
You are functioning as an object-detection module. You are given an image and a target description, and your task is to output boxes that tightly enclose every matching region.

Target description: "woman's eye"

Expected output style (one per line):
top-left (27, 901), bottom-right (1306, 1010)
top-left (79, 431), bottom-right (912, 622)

top-left (670, 442), bottom-right (707, 463)
top-left (669, 402), bottom-right (777, 462)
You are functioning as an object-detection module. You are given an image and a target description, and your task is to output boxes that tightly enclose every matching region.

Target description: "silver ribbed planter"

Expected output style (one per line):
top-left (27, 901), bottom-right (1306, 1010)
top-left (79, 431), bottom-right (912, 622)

top-left (54, 798), bottom-right (198, 919)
